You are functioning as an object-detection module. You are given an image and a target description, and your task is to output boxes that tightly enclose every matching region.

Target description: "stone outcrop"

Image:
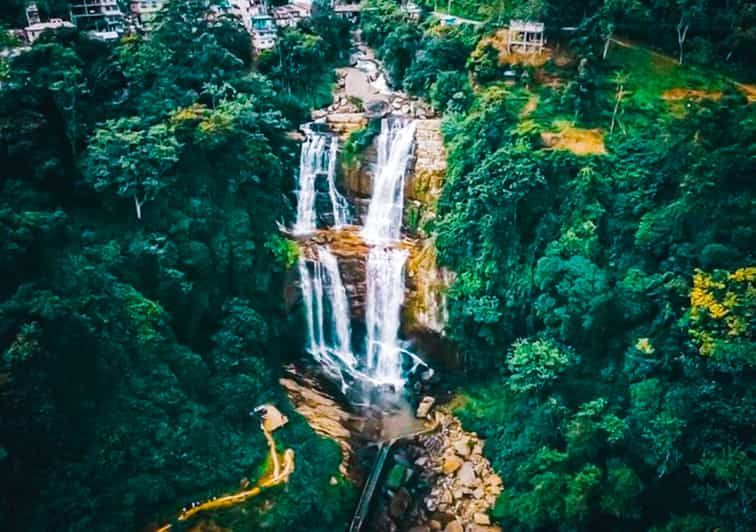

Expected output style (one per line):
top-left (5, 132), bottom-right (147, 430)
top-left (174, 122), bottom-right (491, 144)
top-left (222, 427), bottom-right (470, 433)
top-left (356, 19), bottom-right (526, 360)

top-left (416, 396), bottom-right (436, 419)
top-left (342, 144), bottom-right (376, 202)
top-left (405, 240), bottom-right (453, 337)
top-left (366, 401), bottom-right (503, 532)
top-left (416, 411), bottom-right (503, 531)
top-left (280, 371), bottom-right (356, 476)
top-left (325, 112), bottom-right (368, 138)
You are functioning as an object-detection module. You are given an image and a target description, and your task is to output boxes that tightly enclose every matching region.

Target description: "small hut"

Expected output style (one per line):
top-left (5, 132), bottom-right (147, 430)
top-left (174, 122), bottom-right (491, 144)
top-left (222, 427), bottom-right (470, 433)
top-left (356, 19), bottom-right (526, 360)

top-left (507, 20), bottom-right (545, 55)
top-left (253, 404), bottom-right (289, 432)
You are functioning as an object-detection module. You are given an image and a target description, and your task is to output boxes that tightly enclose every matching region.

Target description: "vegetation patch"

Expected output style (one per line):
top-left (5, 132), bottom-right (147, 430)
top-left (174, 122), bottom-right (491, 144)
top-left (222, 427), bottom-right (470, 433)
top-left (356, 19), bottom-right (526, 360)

top-left (541, 120), bottom-right (606, 156)
top-left (662, 88), bottom-right (723, 101)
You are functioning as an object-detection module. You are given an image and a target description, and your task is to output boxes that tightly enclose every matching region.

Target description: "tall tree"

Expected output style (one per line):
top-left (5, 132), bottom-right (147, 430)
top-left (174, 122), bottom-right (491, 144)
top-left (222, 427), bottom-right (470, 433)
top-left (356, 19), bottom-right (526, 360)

top-left (84, 117), bottom-right (181, 220)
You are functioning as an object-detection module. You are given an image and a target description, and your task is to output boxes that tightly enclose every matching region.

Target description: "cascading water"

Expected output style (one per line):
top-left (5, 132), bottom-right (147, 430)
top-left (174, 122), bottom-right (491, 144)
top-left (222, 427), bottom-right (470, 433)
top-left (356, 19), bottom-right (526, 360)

top-left (294, 126), bottom-right (349, 234)
top-left (361, 119), bottom-right (417, 389)
top-left (362, 119), bottom-right (417, 243)
top-left (365, 246), bottom-right (409, 388)
top-left (298, 246), bottom-right (357, 391)
top-left (327, 135), bottom-right (350, 228)
top-left (296, 117), bottom-right (422, 392)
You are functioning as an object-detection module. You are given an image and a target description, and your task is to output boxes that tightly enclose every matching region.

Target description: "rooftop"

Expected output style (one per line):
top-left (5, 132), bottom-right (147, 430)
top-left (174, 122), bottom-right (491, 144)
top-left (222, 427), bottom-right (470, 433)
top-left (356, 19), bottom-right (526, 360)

top-left (509, 20), bottom-right (544, 33)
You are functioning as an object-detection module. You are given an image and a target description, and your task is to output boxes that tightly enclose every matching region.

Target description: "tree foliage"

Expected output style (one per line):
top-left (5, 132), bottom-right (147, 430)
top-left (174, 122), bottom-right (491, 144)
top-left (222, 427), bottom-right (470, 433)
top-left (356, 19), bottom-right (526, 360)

top-left (0, 3), bottom-right (352, 531)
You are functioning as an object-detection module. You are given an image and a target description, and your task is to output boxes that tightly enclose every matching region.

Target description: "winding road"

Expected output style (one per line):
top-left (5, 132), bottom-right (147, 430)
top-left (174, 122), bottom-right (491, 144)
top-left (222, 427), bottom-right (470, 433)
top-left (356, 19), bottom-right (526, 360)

top-left (155, 424), bottom-right (295, 531)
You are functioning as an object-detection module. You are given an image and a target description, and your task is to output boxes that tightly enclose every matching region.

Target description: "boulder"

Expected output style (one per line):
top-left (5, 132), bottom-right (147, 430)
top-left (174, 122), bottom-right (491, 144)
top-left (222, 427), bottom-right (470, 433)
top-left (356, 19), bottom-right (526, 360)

top-left (389, 487), bottom-right (412, 519)
top-left (386, 464), bottom-right (408, 490)
top-left (457, 461), bottom-right (477, 487)
top-left (416, 396), bottom-right (435, 418)
top-left (442, 454), bottom-right (463, 474)
top-left (452, 438), bottom-right (471, 458)
top-left (473, 512), bottom-right (491, 525)
top-left (444, 520), bottom-right (463, 532)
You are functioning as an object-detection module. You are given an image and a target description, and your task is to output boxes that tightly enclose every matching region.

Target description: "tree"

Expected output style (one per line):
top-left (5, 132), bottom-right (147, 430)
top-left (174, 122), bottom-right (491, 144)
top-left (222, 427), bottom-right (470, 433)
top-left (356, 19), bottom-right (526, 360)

top-left (598, 0), bottom-right (646, 59)
top-left (84, 117), bottom-right (181, 220)
top-left (670, 0), bottom-right (707, 64)
top-left (429, 70), bottom-right (473, 112)
top-left (506, 338), bottom-right (575, 394)
top-left (609, 70), bottom-right (630, 134)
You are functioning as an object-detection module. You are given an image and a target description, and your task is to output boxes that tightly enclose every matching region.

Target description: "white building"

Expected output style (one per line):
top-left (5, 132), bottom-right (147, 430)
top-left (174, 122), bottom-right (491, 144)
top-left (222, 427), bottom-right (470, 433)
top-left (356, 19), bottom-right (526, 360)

top-left (270, 4), bottom-right (307, 28)
top-left (226, 0), bottom-right (268, 33)
top-left (507, 20), bottom-right (545, 54)
top-left (251, 15), bottom-right (276, 50)
top-left (24, 18), bottom-right (75, 43)
top-left (70, 0), bottom-right (124, 35)
top-left (129, 0), bottom-right (167, 28)
top-left (23, 3), bottom-right (74, 44)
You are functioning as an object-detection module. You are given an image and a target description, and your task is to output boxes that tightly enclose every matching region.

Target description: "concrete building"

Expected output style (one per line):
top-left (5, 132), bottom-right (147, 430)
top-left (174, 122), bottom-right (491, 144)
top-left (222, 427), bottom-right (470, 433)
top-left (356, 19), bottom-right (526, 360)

top-left (22, 3), bottom-right (74, 44)
top-left (24, 18), bottom-right (75, 42)
top-left (129, 0), bottom-right (167, 28)
top-left (331, 0), bottom-right (361, 19)
top-left (507, 20), bottom-right (545, 54)
top-left (251, 15), bottom-right (276, 50)
top-left (227, 0), bottom-right (267, 33)
top-left (69, 0), bottom-right (124, 36)
top-left (270, 4), bottom-right (307, 28)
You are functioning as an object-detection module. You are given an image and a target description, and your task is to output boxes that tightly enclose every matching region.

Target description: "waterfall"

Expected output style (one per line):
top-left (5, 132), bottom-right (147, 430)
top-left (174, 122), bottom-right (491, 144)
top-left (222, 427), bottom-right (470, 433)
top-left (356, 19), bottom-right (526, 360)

top-left (294, 126), bottom-right (349, 234)
top-left (361, 118), bottom-right (417, 388)
top-left (298, 246), bottom-right (357, 391)
top-left (362, 119), bottom-right (417, 243)
top-left (296, 116), bottom-right (423, 393)
top-left (365, 246), bottom-right (409, 388)
top-left (326, 136), bottom-right (350, 228)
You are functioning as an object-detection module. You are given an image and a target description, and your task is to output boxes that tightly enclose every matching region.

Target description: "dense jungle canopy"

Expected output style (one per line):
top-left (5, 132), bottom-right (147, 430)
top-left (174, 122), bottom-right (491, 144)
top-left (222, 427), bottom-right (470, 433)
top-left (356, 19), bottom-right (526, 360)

top-left (0, 0), bottom-right (754, 531)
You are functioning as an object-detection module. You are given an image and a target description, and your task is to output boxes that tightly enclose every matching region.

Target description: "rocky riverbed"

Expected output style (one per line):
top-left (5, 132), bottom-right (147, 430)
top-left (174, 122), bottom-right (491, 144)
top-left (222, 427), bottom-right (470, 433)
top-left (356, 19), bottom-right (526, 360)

top-left (364, 397), bottom-right (503, 532)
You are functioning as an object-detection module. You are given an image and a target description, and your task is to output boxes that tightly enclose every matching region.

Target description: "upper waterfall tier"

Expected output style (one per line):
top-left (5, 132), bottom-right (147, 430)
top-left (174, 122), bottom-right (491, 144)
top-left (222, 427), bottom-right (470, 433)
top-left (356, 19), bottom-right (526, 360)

top-left (294, 125), bottom-right (349, 235)
top-left (362, 119), bottom-right (417, 243)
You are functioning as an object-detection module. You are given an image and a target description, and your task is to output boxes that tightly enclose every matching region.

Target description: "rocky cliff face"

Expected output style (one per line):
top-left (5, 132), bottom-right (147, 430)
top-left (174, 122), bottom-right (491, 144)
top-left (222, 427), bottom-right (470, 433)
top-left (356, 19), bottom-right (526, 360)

top-left (331, 116), bottom-right (452, 337)
top-left (403, 119), bottom-right (453, 337)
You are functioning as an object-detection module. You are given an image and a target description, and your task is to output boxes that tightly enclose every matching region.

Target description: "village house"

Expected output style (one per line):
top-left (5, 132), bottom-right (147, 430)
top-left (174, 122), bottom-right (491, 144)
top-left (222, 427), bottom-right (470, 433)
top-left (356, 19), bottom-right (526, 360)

top-left (251, 15), bottom-right (277, 50)
top-left (69, 0), bottom-right (124, 38)
top-left (23, 3), bottom-right (75, 44)
top-left (506, 19), bottom-right (545, 54)
top-left (271, 4), bottom-right (308, 28)
top-left (129, 0), bottom-right (167, 28)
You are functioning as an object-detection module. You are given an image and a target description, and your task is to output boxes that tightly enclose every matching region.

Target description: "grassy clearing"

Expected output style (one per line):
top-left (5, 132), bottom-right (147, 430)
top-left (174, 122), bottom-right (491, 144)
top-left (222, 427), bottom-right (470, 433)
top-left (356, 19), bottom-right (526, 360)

top-left (605, 42), bottom-right (729, 107)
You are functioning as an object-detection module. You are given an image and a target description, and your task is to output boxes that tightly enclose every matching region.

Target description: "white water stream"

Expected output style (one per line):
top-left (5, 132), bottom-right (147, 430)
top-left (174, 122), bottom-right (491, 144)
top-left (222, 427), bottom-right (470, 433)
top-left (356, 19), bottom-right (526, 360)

top-left (299, 246), bottom-right (357, 391)
top-left (363, 119), bottom-right (417, 243)
top-left (297, 118), bottom-right (421, 391)
top-left (293, 125), bottom-right (349, 234)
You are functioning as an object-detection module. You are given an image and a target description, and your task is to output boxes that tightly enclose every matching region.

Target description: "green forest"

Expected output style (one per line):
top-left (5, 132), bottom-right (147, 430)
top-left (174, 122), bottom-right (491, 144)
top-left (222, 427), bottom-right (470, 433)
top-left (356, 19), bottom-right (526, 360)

top-left (0, 2), bottom-right (356, 530)
top-left (1, 0), bottom-right (754, 531)
top-left (363, 0), bottom-right (754, 530)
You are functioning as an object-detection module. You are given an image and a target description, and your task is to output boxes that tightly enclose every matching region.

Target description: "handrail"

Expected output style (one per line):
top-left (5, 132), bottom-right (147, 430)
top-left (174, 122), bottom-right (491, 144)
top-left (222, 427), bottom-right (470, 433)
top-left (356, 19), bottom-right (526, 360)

top-left (348, 439), bottom-right (397, 532)
top-left (347, 417), bottom-right (441, 532)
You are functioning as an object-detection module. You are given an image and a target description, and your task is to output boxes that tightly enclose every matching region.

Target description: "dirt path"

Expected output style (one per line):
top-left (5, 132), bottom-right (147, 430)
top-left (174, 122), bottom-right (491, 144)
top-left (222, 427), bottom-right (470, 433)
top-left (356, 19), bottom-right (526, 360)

top-left (155, 425), bottom-right (295, 531)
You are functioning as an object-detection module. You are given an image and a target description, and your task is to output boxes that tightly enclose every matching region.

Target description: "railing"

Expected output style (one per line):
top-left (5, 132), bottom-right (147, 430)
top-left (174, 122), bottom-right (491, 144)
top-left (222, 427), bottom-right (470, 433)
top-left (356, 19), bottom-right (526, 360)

top-left (348, 439), bottom-right (396, 532)
top-left (347, 417), bottom-right (440, 532)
